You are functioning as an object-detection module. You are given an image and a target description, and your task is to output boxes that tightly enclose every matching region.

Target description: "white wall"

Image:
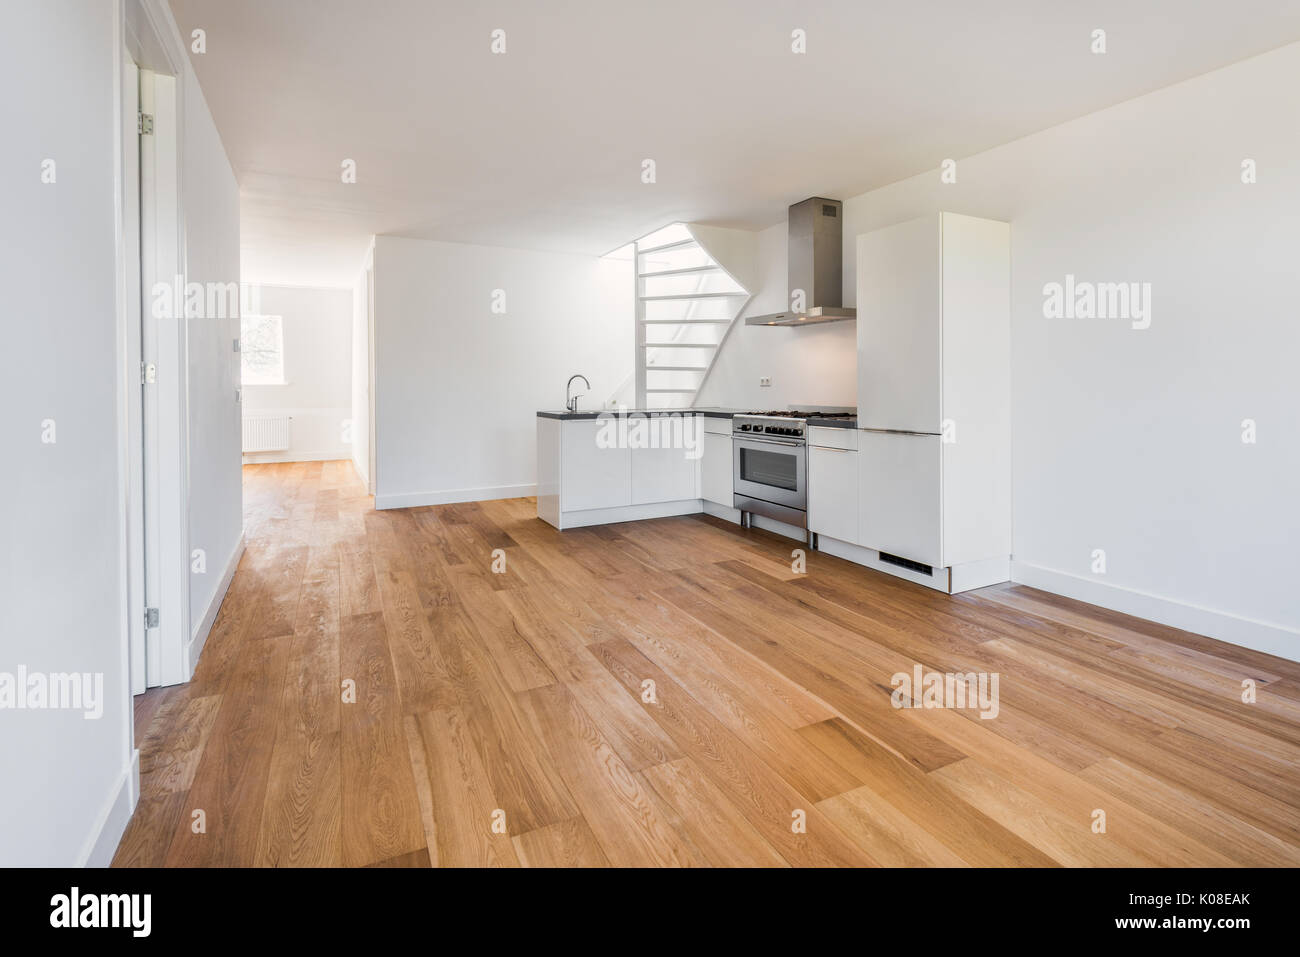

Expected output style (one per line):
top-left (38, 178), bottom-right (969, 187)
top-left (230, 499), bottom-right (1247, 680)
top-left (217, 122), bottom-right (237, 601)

top-left (242, 284), bottom-right (353, 464)
top-left (695, 222), bottom-right (857, 410)
top-left (0, 0), bottom-right (129, 868)
top-left (833, 44), bottom-right (1297, 654)
top-left (350, 244), bottom-right (373, 488)
top-left (184, 54), bottom-right (243, 641)
top-left (373, 235), bottom-right (632, 507)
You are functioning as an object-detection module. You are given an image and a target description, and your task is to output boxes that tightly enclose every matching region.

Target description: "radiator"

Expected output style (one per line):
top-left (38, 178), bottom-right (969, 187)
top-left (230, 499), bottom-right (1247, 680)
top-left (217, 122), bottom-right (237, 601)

top-left (242, 415), bottom-right (292, 453)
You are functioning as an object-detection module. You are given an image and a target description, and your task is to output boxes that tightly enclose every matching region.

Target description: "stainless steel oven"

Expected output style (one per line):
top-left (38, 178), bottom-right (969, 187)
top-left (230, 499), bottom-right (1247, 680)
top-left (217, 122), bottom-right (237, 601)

top-left (732, 415), bottom-right (807, 530)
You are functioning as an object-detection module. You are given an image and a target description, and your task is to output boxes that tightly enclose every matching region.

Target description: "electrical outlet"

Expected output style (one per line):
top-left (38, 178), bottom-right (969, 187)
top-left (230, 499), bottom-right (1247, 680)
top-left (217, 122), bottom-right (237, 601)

top-left (759, 376), bottom-right (772, 387)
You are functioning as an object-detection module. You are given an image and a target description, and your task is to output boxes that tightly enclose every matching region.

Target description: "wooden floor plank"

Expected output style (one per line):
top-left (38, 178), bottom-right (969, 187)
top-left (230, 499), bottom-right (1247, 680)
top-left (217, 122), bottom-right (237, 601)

top-left (512, 816), bottom-right (611, 868)
top-left (339, 610), bottom-right (427, 867)
top-left (405, 708), bottom-right (520, 867)
top-left (515, 682), bottom-right (701, 867)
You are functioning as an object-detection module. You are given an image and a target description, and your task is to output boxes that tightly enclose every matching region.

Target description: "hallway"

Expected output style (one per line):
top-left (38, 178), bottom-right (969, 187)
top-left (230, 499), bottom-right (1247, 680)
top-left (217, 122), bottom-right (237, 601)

top-left (114, 462), bottom-right (1300, 867)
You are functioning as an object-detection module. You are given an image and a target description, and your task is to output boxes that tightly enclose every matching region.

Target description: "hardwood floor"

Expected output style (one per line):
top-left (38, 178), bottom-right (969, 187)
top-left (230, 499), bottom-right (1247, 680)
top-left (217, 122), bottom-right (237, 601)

top-left (114, 461), bottom-right (1300, 867)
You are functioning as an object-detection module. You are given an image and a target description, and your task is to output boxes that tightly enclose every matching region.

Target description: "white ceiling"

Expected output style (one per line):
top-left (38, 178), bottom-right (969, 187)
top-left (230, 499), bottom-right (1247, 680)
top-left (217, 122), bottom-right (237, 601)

top-left (168, 0), bottom-right (1300, 288)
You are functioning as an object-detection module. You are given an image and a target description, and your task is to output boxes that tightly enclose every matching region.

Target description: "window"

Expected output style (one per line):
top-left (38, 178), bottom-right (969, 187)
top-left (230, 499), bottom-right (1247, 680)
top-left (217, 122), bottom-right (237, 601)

top-left (240, 314), bottom-right (284, 384)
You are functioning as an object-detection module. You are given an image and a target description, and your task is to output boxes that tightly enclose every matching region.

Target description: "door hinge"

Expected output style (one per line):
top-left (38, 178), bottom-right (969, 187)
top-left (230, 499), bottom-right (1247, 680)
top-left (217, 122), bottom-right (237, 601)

top-left (141, 361), bottom-right (157, 384)
top-left (138, 111), bottom-right (154, 135)
top-left (145, 607), bottom-right (160, 629)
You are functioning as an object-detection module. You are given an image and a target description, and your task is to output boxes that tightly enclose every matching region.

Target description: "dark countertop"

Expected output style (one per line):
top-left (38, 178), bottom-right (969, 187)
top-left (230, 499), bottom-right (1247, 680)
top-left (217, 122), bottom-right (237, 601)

top-left (804, 416), bottom-right (858, 429)
top-left (537, 409), bottom-right (859, 427)
top-left (537, 408), bottom-right (744, 420)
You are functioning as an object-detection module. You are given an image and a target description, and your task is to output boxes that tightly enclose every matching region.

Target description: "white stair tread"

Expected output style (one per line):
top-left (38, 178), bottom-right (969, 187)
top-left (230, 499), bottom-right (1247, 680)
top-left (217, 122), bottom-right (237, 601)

top-left (637, 237), bottom-right (698, 255)
top-left (641, 292), bottom-right (746, 301)
top-left (638, 265), bottom-right (721, 278)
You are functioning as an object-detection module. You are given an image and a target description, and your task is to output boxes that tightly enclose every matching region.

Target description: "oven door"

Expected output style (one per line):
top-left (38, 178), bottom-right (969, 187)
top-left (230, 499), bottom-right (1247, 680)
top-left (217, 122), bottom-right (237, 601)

top-left (733, 435), bottom-right (806, 510)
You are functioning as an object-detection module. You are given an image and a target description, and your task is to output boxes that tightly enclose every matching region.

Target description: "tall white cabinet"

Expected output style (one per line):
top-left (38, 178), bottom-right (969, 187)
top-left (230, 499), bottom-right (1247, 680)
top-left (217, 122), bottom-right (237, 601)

top-left (847, 211), bottom-right (1011, 589)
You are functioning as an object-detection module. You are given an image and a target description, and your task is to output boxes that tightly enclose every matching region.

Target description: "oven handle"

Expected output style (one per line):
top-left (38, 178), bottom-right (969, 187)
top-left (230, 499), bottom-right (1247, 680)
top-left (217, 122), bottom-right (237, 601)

top-left (736, 436), bottom-right (803, 448)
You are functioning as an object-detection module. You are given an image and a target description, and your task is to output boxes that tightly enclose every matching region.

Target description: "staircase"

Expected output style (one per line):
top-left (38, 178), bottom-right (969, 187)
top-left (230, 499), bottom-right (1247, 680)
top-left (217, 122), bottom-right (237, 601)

top-left (633, 224), bottom-right (752, 409)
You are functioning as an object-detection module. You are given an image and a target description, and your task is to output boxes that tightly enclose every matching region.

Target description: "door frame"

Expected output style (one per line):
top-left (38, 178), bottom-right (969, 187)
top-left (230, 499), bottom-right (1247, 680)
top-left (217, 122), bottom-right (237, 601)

top-left (118, 0), bottom-right (193, 693)
top-left (121, 46), bottom-right (145, 698)
top-left (366, 249), bottom-right (376, 495)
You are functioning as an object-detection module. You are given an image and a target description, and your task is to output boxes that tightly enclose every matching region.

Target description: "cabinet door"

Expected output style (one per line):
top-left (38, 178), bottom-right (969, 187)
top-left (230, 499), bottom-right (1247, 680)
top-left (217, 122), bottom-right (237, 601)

top-left (701, 431), bottom-right (732, 506)
top-left (856, 216), bottom-right (942, 433)
top-left (858, 431), bottom-right (942, 567)
top-left (561, 420), bottom-right (631, 511)
top-left (631, 416), bottom-right (700, 505)
top-left (808, 445), bottom-right (858, 543)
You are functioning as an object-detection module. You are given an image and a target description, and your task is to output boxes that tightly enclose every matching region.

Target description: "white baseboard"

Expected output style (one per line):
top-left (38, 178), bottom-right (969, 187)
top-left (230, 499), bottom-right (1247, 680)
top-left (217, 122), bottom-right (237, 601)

top-left (188, 535), bottom-right (244, 677)
top-left (79, 748), bottom-right (140, 868)
top-left (557, 499), bottom-right (702, 529)
top-left (1011, 560), bottom-right (1299, 663)
top-left (701, 501), bottom-right (741, 523)
top-left (350, 454), bottom-right (368, 487)
top-left (242, 450), bottom-right (350, 464)
top-left (950, 556), bottom-right (1011, 594)
top-left (376, 483), bottom-right (537, 510)
top-left (816, 535), bottom-right (950, 592)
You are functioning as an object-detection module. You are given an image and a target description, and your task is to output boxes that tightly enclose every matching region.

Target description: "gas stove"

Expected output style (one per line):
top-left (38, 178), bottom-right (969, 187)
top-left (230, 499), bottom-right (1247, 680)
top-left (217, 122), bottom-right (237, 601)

top-left (732, 409), bottom-right (856, 440)
top-left (733, 414), bottom-right (809, 440)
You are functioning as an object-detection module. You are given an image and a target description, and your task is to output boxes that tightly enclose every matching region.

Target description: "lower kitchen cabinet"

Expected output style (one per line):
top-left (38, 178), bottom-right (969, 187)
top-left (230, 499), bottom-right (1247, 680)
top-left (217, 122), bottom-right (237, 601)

top-left (808, 444), bottom-right (858, 543)
top-left (560, 419), bottom-right (631, 511)
top-left (631, 417), bottom-right (701, 505)
top-left (858, 430), bottom-right (942, 568)
top-left (701, 431), bottom-right (732, 506)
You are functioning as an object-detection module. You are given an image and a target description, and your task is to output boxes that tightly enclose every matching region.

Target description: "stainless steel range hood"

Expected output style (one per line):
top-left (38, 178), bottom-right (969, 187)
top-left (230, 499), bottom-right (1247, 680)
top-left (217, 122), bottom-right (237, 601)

top-left (746, 197), bottom-right (856, 326)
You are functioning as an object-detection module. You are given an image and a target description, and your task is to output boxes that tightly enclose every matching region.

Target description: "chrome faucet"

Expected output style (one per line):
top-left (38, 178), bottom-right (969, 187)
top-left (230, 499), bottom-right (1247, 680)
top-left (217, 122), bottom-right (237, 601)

top-left (566, 374), bottom-right (591, 412)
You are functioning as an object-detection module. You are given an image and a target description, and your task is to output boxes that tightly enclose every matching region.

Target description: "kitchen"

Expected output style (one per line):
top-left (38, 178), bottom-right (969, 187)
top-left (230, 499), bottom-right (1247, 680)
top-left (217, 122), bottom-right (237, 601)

top-left (538, 199), bottom-right (1011, 596)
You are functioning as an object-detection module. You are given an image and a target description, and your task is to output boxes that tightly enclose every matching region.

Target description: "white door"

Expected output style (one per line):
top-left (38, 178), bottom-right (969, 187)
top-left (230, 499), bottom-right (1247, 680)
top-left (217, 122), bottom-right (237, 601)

top-left (856, 215), bottom-right (942, 433)
top-left (561, 420), bottom-right (631, 511)
top-left (631, 416), bottom-right (700, 504)
top-left (859, 431), bottom-right (942, 567)
top-left (701, 432), bottom-right (732, 506)
top-left (808, 445), bottom-right (858, 543)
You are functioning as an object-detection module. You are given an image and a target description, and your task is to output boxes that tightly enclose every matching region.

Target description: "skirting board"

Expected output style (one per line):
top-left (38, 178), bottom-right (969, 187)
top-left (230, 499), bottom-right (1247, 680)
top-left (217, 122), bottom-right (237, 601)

top-left (817, 535), bottom-right (951, 592)
top-left (701, 501), bottom-right (741, 523)
top-left (1012, 560), bottom-right (1299, 663)
top-left (377, 483), bottom-right (537, 510)
top-left (556, 499), bottom-right (702, 530)
top-left (187, 535), bottom-right (244, 678)
top-left (242, 450), bottom-right (351, 464)
top-left (80, 748), bottom-right (140, 868)
top-left (350, 455), bottom-right (368, 488)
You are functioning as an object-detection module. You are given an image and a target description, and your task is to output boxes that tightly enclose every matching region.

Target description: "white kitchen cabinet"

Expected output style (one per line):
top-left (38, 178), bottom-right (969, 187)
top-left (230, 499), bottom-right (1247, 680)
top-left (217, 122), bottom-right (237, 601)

top-left (632, 415), bottom-right (700, 504)
top-left (808, 444), bottom-right (858, 544)
top-left (858, 431), bottom-right (942, 568)
top-left (560, 419), bottom-right (631, 511)
top-left (854, 212), bottom-right (1010, 580)
top-left (856, 216), bottom-right (942, 433)
top-left (701, 431), bottom-right (732, 506)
